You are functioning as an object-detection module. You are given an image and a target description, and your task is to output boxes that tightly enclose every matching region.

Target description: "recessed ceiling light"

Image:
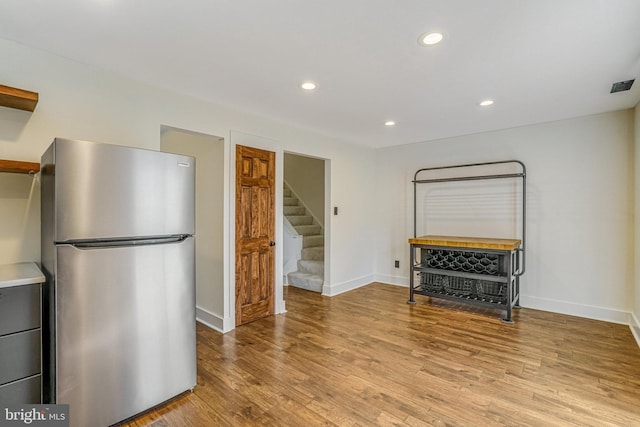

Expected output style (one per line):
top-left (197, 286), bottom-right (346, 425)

top-left (418, 32), bottom-right (444, 46)
top-left (300, 82), bottom-right (317, 90)
top-left (384, 121), bottom-right (396, 126)
top-left (479, 99), bottom-right (494, 107)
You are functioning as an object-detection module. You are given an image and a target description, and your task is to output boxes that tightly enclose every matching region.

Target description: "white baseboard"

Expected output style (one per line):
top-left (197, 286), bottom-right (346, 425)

top-left (630, 312), bottom-right (640, 348)
top-left (276, 298), bottom-right (287, 315)
top-left (197, 300), bottom-right (285, 333)
top-left (322, 274), bottom-right (375, 296)
top-left (374, 273), bottom-right (408, 287)
top-left (520, 295), bottom-right (630, 325)
top-left (196, 306), bottom-right (232, 333)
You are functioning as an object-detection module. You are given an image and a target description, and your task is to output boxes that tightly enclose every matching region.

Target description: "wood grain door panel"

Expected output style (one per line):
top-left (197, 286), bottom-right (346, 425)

top-left (235, 145), bottom-right (275, 326)
top-left (236, 250), bottom-right (273, 324)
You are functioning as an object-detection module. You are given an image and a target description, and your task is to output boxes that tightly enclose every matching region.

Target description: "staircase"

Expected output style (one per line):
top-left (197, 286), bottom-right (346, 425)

top-left (284, 184), bottom-right (324, 292)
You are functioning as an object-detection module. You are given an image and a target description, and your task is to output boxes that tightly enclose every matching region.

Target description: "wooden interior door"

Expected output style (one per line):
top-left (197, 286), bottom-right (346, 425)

top-left (235, 144), bottom-right (275, 326)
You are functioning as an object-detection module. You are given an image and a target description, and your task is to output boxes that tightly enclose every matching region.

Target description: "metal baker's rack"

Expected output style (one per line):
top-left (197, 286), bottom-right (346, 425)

top-left (409, 160), bottom-right (527, 322)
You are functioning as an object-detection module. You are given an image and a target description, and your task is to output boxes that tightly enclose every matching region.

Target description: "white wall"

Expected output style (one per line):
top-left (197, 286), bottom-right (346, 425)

top-left (0, 38), bottom-right (377, 327)
top-left (5, 37), bottom-right (634, 333)
top-left (0, 173), bottom-right (39, 264)
top-left (375, 110), bottom-right (635, 324)
top-left (161, 128), bottom-right (225, 330)
top-left (284, 152), bottom-right (325, 226)
top-left (633, 103), bottom-right (640, 344)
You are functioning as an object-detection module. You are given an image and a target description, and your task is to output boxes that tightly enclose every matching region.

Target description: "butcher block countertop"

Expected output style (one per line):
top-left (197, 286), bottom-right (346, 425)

top-left (408, 235), bottom-right (522, 251)
top-left (0, 262), bottom-right (45, 289)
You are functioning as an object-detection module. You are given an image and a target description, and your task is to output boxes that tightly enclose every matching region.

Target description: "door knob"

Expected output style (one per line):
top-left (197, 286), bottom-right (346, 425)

top-left (269, 241), bottom-right (276, 246)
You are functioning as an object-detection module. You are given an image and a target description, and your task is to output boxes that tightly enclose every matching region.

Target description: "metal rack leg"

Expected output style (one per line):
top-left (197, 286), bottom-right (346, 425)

top-left (407, 277), bottom-right (416, 304)
top-left (501, 251), bottom-right (514, 324)
top-left (407, 290), bottom-right (416, 304)
top-left (407, 245), bottom-right (416, 304)
top-left (502, 307), bottom-right (513, 324)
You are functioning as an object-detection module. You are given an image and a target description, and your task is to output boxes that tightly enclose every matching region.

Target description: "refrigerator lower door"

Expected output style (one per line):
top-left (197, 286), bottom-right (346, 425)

top-left (54, 237), bottom-right (196, 427)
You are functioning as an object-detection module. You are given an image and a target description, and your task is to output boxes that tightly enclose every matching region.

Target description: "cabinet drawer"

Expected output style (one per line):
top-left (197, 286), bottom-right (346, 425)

top-left (0, 284), bottom-right (40, 336)
top-left (0, 329), bottom-right (41, 385)
top-left (0, 375), bottom-right (41, 404)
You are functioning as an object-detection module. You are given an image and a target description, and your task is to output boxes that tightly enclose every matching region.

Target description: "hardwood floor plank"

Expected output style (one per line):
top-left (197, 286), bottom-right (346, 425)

top-left (124, 283), bottom-right (640, 426)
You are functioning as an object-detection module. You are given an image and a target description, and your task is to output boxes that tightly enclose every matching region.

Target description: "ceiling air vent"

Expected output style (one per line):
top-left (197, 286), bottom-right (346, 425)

top-left (610, 79), bottom-right (635, 93)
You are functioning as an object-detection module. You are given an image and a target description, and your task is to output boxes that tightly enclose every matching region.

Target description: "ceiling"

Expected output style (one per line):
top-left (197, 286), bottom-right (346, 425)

top-left (1, 0), bottom-right (639, 148)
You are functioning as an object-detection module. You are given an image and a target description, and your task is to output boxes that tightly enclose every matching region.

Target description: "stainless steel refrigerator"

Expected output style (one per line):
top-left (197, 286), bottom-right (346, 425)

top-left (40, 138), bottom-right (196, 427)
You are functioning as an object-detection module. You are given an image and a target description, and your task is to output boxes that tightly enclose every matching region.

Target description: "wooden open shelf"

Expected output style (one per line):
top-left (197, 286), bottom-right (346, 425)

top-left (408, 235), bottom-right (522, 251)
top-left (0, 160), bottom-right (40, 174)
top-left (0, 84), bottom-right (39, 112)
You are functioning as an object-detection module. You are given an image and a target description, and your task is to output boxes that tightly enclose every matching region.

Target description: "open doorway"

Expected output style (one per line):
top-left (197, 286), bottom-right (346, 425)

top-left (283, 152), bottom-right (327, 294)
top-left (161, 126), bottom-right (225, 330)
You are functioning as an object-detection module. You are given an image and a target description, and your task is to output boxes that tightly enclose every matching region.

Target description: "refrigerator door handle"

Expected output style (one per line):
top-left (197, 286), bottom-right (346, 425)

top-left (68, 234), bottom-right (191, 249)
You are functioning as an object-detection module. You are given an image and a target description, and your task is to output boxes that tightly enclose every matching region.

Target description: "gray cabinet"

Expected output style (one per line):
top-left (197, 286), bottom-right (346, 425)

top-left (0, 263), bottom-right (44, 404)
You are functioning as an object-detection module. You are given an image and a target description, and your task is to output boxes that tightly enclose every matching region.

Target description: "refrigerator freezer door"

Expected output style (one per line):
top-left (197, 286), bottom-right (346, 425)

top-left (54, 238), bottom-right (196, 427)
top-left (48, 138), bottom-right (195, 242)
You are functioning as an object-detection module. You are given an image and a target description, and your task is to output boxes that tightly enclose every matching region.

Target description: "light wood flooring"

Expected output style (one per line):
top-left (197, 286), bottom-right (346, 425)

top-left (125, 283), bottom-right (640, 426)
